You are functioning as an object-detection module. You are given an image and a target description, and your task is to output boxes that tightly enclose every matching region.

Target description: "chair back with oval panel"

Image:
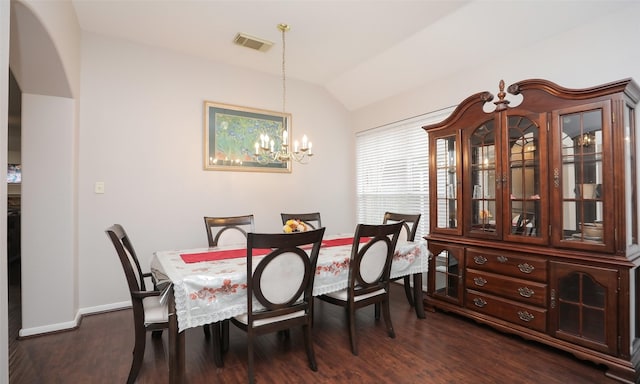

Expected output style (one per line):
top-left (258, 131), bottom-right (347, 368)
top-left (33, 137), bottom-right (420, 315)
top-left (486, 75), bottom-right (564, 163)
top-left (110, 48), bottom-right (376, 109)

top-left (204, 214), bottom-right (255, 247)
top-left (212, 228), bottom-right (326, 384)
top-left (383, 212), bottom-right (420, 242)
top-left (382, 212), bottom-right (422, 307)
top-left (280, 212), bottom-right (322, 230)
top-left (317, 221), bottom-right (402, 355)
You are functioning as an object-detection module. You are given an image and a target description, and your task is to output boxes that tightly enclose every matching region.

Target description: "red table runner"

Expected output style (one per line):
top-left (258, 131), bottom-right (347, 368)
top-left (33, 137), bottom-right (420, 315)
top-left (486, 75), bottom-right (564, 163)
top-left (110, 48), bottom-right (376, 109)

top-left (180, 248), bottom-right (271, 263)
top-left (180, 236), bottom-right (369, 263)
top-left (321, 237), bottom-right (368, 247)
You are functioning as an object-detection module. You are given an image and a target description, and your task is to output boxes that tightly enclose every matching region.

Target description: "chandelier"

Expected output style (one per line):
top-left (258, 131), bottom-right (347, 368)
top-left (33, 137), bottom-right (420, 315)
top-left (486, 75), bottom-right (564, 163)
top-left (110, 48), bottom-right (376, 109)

top-left (254, 23), bottom-right (313, 165)
top-left (577, 131), bottom-right (595, 147)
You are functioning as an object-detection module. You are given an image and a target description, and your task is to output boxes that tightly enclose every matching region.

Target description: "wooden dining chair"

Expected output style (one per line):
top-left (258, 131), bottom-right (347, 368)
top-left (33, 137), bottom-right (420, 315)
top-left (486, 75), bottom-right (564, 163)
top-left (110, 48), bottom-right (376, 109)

top-left (383, 212), bottom-right (421, 307)
top-left (203, 214), bottom-right (255, 342)
top-left (105, 224), bottom-right (169, 384)
top-left (317, 221), bottom-right (403, 355)
top-left (280, 212), bottom-right (322, 230)
top-left (204, 214), bottom-right (255, 247)
top-left (212, 228), bottom-right (326, 384)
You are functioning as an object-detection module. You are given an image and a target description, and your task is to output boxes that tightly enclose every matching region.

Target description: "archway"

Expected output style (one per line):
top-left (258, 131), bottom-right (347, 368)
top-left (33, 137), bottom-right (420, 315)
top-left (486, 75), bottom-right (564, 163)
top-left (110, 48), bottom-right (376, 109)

top-left (4, 1), bottom-right (78, 382)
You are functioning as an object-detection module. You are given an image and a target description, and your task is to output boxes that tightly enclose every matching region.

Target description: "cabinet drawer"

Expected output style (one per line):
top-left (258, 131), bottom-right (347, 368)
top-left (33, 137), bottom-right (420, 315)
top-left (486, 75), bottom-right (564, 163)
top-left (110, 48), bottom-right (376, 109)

top-left (466, 269), bottom-right (547, 306)
top-left (466, 248), bottom-right (547, 282)
top-left (466, 289), bottom-right (547, 332)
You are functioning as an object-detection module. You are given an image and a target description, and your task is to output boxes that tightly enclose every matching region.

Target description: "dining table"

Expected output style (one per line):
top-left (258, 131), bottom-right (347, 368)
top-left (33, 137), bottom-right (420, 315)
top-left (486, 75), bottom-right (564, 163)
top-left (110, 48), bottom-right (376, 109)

top-left (151, 234), bottom-right (429, 384)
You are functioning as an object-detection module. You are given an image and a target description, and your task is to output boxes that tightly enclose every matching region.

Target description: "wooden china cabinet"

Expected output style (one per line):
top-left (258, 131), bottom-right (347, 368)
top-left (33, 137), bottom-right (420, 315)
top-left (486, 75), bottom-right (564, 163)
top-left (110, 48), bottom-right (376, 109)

top-left (423, 78), bottom-right (640, 383)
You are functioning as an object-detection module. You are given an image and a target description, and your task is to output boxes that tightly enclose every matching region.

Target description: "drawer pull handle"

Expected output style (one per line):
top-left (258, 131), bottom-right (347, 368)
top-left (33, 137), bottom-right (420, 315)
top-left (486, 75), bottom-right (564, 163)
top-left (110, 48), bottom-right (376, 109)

top-left (474, 256), bottom-right (488, 265)
top-left (518, 287), bottom-right (535, 298)
top-left (518, 311), bottom-right (535, 322)
top-left (473, 298), bottom-right (487, 308)
top-left (518, 263), bottom-right (534, 274)
top-left (473, 277), bottom-right (487, 287)
top-left (497, 255), bottom-right (508, 263)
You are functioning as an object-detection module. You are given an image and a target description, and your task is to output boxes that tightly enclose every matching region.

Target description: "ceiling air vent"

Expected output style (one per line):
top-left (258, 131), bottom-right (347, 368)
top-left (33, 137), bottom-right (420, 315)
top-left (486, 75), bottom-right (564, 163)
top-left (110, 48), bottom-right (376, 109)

top-left (233, 33), bottom-right (273, 52)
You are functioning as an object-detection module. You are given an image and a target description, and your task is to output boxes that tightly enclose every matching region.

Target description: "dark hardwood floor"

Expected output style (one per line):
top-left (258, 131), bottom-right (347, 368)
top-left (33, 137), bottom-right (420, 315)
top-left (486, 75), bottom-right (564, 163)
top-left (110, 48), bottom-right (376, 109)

top-left (9, 264), bottom-right (613, 383)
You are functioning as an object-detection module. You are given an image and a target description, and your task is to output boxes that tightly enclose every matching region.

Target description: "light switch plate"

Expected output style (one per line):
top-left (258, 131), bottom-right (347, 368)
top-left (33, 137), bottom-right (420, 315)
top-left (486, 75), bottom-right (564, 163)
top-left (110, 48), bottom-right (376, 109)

top-left (94, 181), bottom-right (105, 194)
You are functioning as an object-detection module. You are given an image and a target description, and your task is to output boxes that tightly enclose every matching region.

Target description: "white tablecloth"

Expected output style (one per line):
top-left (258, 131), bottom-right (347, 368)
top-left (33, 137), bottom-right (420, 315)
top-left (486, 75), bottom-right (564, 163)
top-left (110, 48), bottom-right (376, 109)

top-left (151, 237), bottom-right (428, 332)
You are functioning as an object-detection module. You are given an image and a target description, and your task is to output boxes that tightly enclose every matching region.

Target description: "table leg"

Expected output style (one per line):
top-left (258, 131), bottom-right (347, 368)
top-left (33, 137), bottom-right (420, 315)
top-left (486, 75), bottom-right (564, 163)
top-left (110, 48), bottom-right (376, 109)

top-left (413, 273), bottom-right (425, 319)
top-left (222, 320), bottom-right (230, 353)
top-left (168, 286), bottom-right (185, 384)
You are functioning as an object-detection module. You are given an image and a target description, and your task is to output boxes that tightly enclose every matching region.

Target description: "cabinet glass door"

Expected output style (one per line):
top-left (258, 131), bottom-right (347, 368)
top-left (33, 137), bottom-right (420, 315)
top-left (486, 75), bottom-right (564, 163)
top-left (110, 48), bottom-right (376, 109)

top-left (504, 114), bottom-right (547, 243)
top-left (553, 102), bottom-right (612, 251)
top-left (429, 243), bottom-right (464, 305)
top-left (550, 261), bottom-right (617, 354)
top-left (623, 103), bottom-right (637, 246)
top-left (433, 135), bottom-right (459, 233)
top-left (469, 120), bottom-right (498, 236)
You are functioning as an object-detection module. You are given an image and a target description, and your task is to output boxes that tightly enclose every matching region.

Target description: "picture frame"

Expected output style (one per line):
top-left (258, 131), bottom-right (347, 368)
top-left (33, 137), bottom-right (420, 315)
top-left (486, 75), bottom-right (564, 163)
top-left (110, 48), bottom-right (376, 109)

top-left (203, 101), bottom-right (292, 173)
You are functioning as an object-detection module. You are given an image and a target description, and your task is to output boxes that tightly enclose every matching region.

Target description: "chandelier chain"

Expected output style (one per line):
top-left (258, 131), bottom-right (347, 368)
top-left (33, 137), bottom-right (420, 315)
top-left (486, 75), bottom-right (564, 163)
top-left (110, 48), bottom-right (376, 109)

top-left (281, 25), bottom-right (286, 116)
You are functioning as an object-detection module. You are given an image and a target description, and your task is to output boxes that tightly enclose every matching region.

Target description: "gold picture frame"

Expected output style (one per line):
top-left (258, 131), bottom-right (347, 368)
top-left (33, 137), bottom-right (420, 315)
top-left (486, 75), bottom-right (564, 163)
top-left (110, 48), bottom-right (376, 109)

top-left (203, 101), bottom-right (292, 173)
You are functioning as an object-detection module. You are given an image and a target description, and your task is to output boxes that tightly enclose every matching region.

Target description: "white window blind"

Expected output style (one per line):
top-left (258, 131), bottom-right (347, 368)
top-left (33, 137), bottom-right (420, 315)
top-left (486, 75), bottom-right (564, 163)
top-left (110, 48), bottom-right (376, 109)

top-left (356, 107), bottom-right (455, 239)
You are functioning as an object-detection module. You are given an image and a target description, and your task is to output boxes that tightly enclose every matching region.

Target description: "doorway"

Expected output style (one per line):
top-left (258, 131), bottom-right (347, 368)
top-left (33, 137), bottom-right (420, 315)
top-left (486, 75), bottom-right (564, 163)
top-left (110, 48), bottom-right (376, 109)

top-left (7, 69), bottom-right (22, 353)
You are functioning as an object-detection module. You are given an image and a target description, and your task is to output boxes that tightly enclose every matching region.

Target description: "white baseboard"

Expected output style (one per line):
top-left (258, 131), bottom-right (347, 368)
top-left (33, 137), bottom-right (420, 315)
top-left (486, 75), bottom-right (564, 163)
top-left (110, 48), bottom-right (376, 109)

top-left (78, 300), bottom-right (131, 316)
top-left (18, 301), bottom-right (131, 337)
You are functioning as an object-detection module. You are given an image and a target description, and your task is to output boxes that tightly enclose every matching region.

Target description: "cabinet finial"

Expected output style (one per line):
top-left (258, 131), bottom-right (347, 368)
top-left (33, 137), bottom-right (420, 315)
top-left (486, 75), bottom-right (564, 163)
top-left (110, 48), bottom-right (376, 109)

top-left (494, 79), bottom-right (510, 111)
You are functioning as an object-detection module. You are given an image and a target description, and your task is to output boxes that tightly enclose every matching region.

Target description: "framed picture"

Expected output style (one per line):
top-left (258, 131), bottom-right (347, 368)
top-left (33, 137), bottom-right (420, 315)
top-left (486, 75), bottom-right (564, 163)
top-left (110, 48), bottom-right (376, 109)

top-left (203, 101), bottom-right (292, 173)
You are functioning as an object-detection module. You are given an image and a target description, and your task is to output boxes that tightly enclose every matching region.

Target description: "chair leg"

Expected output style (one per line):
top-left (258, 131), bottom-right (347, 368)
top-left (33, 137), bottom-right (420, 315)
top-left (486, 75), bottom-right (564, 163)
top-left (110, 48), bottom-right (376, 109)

top-left (247, 331), bottom-right (255, 384)
top-left (302, 322), bottom-right (318, 371)
top-left (403, 275), bottom-right (415, 307)
top-left (374, 303), bottom-right (380, 320)
top-left (381, 297), bottom-right (396, 339)
top-left (347, 305), bottom-right (358, 356)
top-left (212, 322), bottom-right (224, 368)
top-left (277, 329), bottom-right (291, 339)
top-left (127, 326), bottom-right (146, 384)
top-left (310, 298), bottom-right (315, 327)
top-left (413, 273), bottom-right (426, 319)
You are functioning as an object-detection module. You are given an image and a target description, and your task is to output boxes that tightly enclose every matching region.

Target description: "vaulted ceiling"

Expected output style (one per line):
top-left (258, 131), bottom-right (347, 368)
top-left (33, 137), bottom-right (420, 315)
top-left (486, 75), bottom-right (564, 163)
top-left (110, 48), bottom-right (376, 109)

top-left (64, 1), bottom-right (640, 110)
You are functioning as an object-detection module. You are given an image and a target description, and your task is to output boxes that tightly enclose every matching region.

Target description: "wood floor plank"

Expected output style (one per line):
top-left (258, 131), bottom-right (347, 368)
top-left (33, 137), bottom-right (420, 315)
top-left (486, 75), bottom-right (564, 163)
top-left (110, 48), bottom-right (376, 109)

top-left (9, 272), bottom-right (613, 383)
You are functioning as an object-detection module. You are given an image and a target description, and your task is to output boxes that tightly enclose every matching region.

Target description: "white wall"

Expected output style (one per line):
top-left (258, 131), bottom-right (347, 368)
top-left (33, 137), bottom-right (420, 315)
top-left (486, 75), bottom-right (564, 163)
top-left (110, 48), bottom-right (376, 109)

top-left (351, 3), bottom-right (640, 132)
top-left (76, 33), bottom-right (354, 312)
top-left (20, 94), bottom-right (78, 334)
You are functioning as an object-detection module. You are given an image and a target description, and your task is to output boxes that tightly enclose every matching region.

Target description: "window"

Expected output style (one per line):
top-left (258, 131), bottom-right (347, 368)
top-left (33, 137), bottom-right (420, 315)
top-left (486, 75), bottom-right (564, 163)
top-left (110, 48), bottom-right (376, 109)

top-left (356, 107), bottom-right (455, 239)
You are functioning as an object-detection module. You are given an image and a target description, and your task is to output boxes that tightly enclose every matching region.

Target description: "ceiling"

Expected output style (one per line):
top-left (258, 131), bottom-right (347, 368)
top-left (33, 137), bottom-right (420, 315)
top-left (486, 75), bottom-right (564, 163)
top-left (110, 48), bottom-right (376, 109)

top-left (65, 1), bottom-right (637, 111)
